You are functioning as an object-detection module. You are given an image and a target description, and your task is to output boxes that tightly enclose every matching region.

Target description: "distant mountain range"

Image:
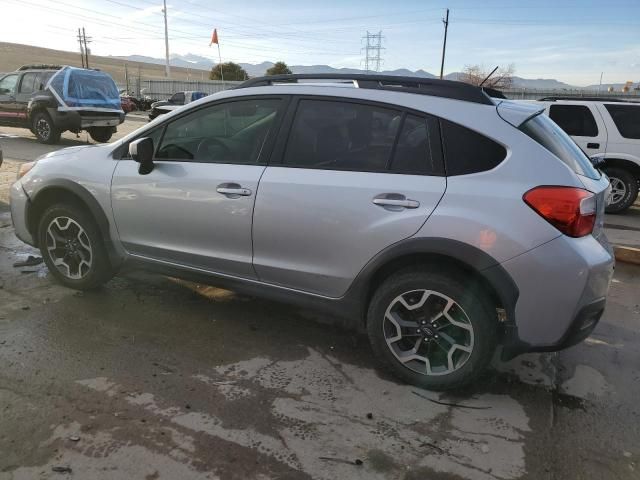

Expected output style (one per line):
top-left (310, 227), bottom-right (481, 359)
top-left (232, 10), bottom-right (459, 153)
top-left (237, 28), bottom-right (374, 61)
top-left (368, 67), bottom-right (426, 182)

top-left (113, 53), bottom-right (634, 91)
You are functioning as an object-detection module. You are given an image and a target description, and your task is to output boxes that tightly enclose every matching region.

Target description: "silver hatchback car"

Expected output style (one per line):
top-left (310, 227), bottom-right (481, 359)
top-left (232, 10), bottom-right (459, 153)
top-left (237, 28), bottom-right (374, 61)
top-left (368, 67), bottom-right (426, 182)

top-left (10, 74), bottom-right (614, 390)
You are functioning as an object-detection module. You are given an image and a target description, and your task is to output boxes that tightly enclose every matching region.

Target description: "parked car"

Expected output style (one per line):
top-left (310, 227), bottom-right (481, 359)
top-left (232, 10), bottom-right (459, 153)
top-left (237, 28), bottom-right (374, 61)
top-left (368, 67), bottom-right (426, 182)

top-left (0, 65), bottom-right (124, 144)
top-left (527, 98), bottom-right (640, 213)
top-left (120, 95), bottom-right (137, 113)
top-left (148, 91), bottom-right (207, 120)
top-left (10, 74), bottom-right (614, 390)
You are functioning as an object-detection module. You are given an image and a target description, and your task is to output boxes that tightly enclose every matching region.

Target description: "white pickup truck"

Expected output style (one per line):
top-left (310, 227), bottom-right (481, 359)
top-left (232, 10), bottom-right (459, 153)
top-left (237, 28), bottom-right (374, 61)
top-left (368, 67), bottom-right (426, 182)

top-left (528, 98), bottom-right (640, 213)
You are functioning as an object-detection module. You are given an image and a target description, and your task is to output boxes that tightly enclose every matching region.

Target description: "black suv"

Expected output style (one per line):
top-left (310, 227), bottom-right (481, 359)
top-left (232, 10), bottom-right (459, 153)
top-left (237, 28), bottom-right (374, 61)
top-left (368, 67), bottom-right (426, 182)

top-left (0, 65), bottom-right (124, 144)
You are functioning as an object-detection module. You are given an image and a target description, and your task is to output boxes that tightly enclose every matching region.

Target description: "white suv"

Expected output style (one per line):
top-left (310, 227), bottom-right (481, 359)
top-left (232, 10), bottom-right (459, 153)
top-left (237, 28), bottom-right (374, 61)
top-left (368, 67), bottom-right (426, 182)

top-left (532, 98), bottom-right (640, 212)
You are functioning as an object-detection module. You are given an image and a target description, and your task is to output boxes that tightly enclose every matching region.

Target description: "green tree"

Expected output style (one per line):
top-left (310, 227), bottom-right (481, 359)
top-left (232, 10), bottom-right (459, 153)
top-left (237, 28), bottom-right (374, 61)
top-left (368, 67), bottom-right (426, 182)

top-left (266, 61), bottom-right (292, 76)
top-left (209, 62), bottom-right (248, 81)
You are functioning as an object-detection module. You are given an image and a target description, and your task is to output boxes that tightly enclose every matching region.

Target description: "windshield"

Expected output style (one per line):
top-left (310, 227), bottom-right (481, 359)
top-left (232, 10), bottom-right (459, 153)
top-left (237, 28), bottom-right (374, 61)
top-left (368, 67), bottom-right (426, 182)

top-left (520, 113), bottom-right (600, 179)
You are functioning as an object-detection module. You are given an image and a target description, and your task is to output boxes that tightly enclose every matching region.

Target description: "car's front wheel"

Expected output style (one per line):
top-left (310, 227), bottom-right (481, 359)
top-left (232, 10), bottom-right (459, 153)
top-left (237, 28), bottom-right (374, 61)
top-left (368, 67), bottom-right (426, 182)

top-left (367, 268), bottom-right (498, 391)
top-left (38, 203), bottom-right (113, 290)
top-left (604, 167), bottom-right (638, 213)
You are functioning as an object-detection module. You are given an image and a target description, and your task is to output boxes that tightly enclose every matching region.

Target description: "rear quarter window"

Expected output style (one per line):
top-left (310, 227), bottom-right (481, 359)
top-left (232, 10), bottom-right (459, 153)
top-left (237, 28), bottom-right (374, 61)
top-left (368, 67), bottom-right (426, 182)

top-left (440, 119), bottom-right (507, 175)
top-left (604, 104), bottom-right (640, 139)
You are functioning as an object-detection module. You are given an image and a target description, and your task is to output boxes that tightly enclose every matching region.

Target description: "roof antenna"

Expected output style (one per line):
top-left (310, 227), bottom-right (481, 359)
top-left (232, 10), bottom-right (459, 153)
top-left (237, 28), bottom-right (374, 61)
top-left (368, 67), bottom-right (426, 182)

top-left (479, 66), bottom-right (499, 87)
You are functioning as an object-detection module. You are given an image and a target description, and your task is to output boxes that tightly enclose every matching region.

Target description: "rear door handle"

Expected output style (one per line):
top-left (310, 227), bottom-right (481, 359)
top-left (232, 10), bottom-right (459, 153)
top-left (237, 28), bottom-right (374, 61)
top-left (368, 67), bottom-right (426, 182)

top-left (216, 183), bottom-right (252, 197)
top-left (373, 193), bottom-right (420, 210)
top-left (587, 142), bottom-right (600, 149)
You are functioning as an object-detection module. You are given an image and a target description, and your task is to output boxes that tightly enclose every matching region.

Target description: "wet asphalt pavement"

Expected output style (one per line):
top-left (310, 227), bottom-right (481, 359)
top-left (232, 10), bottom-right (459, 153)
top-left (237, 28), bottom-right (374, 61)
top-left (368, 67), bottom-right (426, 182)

top-left (1, 205), bottom-right (639, 480)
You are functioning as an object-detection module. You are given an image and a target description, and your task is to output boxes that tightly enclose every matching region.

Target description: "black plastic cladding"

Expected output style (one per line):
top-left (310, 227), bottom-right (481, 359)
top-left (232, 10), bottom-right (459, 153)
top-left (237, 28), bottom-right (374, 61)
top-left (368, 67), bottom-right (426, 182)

top-left (236, 74), bottom-right (495, 106)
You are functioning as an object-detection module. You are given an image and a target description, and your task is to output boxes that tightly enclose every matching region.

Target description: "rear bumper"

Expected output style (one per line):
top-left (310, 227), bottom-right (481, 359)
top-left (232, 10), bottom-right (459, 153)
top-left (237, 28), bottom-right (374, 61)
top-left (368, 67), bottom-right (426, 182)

top-left (49, 109), bottom-right (125, 131)
top-left (497, 233), bottom-right (614, 358)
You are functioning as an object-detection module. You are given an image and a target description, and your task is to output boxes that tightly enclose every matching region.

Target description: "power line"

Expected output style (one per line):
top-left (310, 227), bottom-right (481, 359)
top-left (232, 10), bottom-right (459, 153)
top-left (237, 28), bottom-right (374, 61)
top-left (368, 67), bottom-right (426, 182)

top-left (362, 31), bottom-right (384, 73)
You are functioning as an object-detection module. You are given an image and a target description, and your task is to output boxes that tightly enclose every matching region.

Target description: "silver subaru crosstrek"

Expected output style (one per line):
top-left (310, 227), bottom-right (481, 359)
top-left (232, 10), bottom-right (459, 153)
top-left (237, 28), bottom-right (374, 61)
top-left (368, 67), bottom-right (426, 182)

top-left (10, 74), bottom-right (614, 390)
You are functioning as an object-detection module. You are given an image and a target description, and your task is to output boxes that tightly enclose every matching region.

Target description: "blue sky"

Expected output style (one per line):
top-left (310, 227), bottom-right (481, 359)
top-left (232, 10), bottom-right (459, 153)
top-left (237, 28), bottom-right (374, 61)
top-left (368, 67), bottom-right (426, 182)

top-left (2, 0), bottom-right (640, 86)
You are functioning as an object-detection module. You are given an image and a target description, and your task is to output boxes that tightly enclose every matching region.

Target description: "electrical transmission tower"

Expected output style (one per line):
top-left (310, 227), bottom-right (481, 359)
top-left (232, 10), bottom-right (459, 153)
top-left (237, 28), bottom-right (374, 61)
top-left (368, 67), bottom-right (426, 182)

top-left (361, 31), bottom-right (384, 73)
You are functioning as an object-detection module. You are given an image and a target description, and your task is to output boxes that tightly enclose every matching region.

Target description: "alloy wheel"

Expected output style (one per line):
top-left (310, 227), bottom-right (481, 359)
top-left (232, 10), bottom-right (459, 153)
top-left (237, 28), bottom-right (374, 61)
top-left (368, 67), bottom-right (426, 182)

top-left (608, 177), bottom-right (627, 206)
top-left (46, 216), bottom-right (93, 279)
top-left (36, 118), bottom-right (51, 141)
top-left (383, 289), bottom-right (474, 376)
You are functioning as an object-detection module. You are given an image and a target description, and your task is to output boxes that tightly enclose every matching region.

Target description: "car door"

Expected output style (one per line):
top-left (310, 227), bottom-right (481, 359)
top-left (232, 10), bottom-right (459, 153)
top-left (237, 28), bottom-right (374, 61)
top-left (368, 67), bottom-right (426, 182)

top-left (547, 103), bottom-right (607, 157)
top-left (15, 72), bottom-right (38, 126)
top-left (111, 96), bottom-right (286, 278)
top-left (252, 97), bottom-right (447, 297)
top-left (0, 74), bottom-right (20, 126)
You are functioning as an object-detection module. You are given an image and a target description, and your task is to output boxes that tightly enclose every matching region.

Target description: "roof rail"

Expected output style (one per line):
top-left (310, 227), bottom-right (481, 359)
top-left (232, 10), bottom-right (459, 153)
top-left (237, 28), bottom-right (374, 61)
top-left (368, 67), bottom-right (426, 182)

top-left (539, 96), bottom-right (640, 103)
top-left (236, 74), bottom-right (494, 105)
top-left (18, 64), bottom-right (63, 71)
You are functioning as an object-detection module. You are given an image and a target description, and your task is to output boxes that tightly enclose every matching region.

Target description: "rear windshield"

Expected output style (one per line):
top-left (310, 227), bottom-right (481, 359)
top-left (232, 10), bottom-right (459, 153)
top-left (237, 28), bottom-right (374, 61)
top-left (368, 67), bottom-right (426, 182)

top-left (604, 104), bottom-right (640, 139)
top-left (520, 113), bottom-right (600, 180)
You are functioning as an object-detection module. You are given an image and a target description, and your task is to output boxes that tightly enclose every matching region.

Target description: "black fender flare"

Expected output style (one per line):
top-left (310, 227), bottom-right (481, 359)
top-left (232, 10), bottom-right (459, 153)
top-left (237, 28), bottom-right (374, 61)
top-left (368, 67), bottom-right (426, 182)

top-left (26, 179), bottom-right (121, 267)
top-left (342, 237), bottom-right (519, 330)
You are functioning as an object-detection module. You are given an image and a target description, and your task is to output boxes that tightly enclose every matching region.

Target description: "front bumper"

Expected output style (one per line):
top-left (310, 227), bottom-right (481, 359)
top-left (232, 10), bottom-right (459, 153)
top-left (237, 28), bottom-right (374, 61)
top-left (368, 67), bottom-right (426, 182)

top-left (496, 233), bottom-right (614, 357)
top-left (9, 180), bottom-right (35, 246)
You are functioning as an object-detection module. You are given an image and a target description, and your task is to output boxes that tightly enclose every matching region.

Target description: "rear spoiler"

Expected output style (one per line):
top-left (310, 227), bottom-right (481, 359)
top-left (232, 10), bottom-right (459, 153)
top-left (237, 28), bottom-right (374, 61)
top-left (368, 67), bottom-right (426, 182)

top-left (496, 100), bottom-right (545, 128)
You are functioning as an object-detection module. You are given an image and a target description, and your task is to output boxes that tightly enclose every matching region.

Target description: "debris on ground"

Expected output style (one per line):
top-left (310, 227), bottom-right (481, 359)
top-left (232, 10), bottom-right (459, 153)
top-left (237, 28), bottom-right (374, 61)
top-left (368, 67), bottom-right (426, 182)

top-left (319, 456), bottom-right (364, 466)
top-left (366, 412), bottom-right (373, 419)
top-left (12, 256), bottom-right (43, 268)
top-left (68, 435), bottom-right (80, 442)
top-left (412, 391), bottom-right (491, 410)
top-left (51, 466), bottom-right (72, 473)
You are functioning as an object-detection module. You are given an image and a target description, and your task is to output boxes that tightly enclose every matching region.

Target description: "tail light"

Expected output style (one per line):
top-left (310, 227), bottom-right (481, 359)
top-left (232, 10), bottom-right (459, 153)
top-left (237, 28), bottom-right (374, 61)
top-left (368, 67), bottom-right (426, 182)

top-left (523, 186), bottom-right (596, 238)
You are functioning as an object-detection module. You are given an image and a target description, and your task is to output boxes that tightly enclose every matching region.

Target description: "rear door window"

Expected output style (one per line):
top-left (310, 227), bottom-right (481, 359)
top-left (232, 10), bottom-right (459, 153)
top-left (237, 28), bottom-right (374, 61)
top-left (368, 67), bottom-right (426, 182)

top-left (19, 73), bottom-right (38, 94)
top-left (390, 114), bottom-right (444, 175)
top-left (282, 99), bottom-right (401, 172)
top-left (440, 119), bottom-right (507, 175)
top-left (604, 104), bottom-right (640, 139)
top-left (520, 113), bottom-right (600, 179)
top-left (549, 104), bottom-right (598, 137)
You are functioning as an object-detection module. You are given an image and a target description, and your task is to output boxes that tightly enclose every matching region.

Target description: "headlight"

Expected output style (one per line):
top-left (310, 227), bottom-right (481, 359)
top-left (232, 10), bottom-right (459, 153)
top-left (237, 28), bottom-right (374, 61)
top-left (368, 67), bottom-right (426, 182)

top-left (17, 161), bottom-right (37, 180)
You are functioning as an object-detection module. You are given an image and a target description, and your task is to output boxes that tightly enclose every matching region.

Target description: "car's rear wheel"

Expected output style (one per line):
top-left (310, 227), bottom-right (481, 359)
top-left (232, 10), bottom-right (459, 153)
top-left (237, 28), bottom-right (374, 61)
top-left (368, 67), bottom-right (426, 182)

top-left (604, 167), bottom-right (638, 213)
top-left (367, 268), bottom-right (497, 391)
top-left (88, 127), bottom-right (113, 143)
top-left (38, 203), bottom-right (113, 290)
top-left (32, 112), bottom-right (61, 144)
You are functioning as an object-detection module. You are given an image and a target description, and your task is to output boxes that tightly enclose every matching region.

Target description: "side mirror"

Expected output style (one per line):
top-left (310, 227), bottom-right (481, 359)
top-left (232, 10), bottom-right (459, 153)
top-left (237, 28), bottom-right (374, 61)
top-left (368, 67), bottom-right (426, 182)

top-left (589, 155), bottom-right (605, 169)
top-left (129, 137), bottom-right (155, 175)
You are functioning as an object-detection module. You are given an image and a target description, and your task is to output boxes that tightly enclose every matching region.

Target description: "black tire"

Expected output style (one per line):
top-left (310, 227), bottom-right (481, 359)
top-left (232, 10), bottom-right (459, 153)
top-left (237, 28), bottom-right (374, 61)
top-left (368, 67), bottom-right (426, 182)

top-left (38, 203), bottom-right (113, 290)
top-left (32, 111), bottom-right (62, 144)
top-left (603, 167), bottom-right (638, 214)
top-left (88, 127), bottom-right (113, 143)
top-left (367, 268), bottom-right (498, 391)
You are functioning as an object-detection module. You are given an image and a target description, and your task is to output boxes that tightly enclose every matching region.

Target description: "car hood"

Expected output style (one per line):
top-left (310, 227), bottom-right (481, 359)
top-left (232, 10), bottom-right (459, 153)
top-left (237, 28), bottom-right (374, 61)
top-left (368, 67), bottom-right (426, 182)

top-left (37, 145), bottom-right (99, 160)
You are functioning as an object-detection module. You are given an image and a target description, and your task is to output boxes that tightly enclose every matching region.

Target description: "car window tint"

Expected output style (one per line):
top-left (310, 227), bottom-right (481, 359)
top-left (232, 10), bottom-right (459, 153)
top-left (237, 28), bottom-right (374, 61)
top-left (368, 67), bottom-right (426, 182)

top-left (390, 114), bottom-right (443, 175)
top-left (283, 99), bottom-right (401, 172)
top-left (171, 92), bottom-right (185, 103)
top-left (604, 104), bottom-right (640, 139)
top-left (19, 73), bottom-right (37, 94)
top-left (156, 99), bottom-right (281, 164)
top-left (549, 104), bottom-right (598, 137)
top-left (440, 119), bottom-right (507, 175)
top-left (0, 74), bottom-right (19, 94)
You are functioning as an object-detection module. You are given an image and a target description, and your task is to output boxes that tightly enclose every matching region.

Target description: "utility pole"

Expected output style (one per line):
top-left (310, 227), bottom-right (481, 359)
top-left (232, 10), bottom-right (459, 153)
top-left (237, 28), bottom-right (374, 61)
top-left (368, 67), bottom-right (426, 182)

top-left (439, 8), bottom-right (449, 80)
top-left (82, 27), bottom-right (91, 69)
top-left (598, 72), bottom-right (603, 93)
top-left (361, 31), bottom-right (384, 73)
top-left (162, 0), bottom-right (171, 77)
top-left (77, 28), bottom-right (85, 68)
top-left (124, 63), bottom-right (129, 94)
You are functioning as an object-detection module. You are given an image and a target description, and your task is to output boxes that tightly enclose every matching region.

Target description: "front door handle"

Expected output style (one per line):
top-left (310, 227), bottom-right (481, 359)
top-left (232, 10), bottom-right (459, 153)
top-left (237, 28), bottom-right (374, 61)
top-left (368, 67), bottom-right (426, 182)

top-left (373, 193), bottom-right (420, 210)
top-left (216, 182), bottom-right (252, 197)
top-left (587, 142), bottom-right (600, 149)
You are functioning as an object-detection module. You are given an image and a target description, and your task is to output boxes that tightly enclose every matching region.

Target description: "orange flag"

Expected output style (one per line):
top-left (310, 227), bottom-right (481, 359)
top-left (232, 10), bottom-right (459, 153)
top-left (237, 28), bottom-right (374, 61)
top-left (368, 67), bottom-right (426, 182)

top-left (210, 29), bottom-right (219, 46)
